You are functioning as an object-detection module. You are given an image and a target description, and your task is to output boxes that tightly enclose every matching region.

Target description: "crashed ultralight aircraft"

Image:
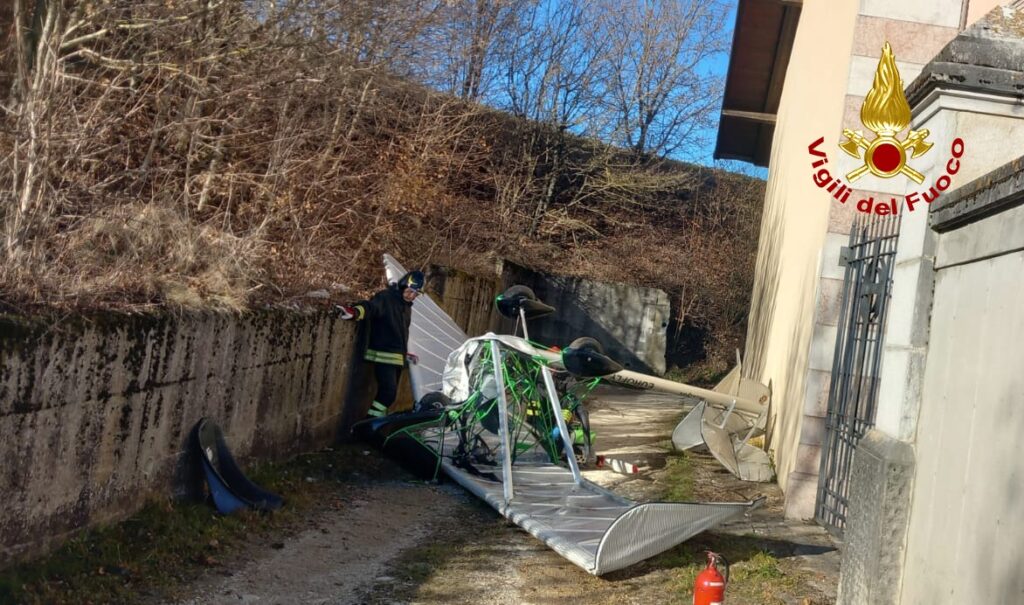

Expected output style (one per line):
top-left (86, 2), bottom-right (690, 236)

top-left (354, 255), bottom-right (769, 575)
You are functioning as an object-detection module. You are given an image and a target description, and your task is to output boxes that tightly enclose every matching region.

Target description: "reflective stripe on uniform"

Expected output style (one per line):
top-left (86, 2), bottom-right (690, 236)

top-left (364, 349), bottom-right (404, 365)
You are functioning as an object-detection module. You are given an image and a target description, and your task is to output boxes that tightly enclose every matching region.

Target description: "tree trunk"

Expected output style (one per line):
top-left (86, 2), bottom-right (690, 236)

top-left (529, 129), bottom-right (565, 237)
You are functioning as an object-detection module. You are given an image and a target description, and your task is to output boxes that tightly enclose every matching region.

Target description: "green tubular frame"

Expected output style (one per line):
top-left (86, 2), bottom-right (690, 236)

top-left (387, 340), bottom-right (602, 481)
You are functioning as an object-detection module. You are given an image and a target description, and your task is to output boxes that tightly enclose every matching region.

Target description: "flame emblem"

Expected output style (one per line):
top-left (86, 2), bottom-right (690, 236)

top-left (840, 43), bottom-right (932, 183)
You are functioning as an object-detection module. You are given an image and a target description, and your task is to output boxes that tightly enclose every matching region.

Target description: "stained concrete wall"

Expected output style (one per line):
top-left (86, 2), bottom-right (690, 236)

top-left (0, 309), bottom-right (360, 567)
top-left (501, 264), bottom-right (669, 375)
top-left (426, 265), bottom-right (508, 337)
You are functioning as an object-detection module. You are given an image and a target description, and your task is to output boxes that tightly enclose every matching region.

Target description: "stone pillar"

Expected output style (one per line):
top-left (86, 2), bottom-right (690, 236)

top-left (837, 430), bottom-right (915, 605)
top-left (835, 80), bottom-right (951, 605)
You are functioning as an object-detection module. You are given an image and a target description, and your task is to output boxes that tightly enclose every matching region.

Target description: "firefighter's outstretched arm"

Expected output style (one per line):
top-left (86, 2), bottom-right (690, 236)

top-left (335, 290), bottom-right (386, 321)
top-left (334, 304), bottom-right (358, 320)
top-left (334, 303), bottom-right (372, 320)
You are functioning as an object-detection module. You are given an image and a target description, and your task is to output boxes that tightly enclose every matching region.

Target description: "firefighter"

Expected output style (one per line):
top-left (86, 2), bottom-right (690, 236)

top-left (336, 270), bottom-right (423, 417)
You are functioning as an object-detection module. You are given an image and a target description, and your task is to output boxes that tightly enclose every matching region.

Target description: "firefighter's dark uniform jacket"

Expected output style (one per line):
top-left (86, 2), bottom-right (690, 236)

top-left (351, 285), bottom-right (412, 366)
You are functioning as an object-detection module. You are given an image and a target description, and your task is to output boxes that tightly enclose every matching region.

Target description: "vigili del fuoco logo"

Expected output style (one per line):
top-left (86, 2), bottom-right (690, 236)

top-left (808, 43), bottom-right (965, 215)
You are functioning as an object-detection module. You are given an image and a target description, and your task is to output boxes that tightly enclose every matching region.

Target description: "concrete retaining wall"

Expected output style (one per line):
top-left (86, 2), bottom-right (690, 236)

top-left (426, 265), bottom-right (508, 337)
top-left (501, 263), bottom-right (669, 375)
top-left (0, 309), bottom-right (360, 567)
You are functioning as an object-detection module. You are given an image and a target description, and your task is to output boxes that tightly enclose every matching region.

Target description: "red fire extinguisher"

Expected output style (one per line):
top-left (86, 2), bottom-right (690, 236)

top-left (693, 550), bottom-right (729, 605)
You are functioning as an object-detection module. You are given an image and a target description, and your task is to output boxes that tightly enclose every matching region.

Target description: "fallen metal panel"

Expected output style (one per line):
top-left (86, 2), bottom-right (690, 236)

top-left (672, 401), bottom-right (708, 451)
top-left (595, 500), bottom-right (760, 574)
top-left (701, 412), bottom-right (774, 483)
top-left (442, 459), bottom-right (762, 575)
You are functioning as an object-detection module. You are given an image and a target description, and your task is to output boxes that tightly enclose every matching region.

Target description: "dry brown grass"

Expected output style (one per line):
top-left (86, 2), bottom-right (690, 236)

top-left (0, 0), bottom-right (763, 368)
top-left (74, 204), bottom-right (264, 311)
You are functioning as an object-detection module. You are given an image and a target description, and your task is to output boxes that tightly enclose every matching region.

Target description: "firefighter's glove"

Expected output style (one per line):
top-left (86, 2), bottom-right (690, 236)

top-left (334, 304), bottom-right (356, 320)
top-left (406, 352), bottom-right (419, 365)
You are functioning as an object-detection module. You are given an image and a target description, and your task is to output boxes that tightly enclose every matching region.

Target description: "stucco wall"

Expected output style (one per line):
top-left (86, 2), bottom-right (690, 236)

top-left (900, 205), bottom-right (1024, 603)
top-left (742, 0), bottom-right (860, 496)
top-left (0, 309), bottom-right (360, 567)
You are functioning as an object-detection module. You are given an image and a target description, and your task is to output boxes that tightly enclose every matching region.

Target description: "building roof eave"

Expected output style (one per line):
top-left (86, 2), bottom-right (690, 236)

top-left (713, 0), bottom-right (801, 167)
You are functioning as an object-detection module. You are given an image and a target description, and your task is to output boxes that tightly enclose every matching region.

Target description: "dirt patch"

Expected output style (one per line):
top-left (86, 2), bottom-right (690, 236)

top-left (172, 481), bottom-right (462, 605)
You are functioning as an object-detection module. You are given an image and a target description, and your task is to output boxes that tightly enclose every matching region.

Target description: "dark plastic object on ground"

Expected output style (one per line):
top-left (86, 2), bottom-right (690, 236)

top-left (193, 418), bottom-right (284, 514)
top-left (351, 409), bottom-right (447, 479)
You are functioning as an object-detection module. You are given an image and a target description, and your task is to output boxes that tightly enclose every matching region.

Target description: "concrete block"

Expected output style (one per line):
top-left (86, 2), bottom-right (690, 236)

top-left (930, 111), bottom-right (1024, 184)
top-left (859, 0), bottom-right (963, 29)
top-left (841, 94), bottom-right (867, 139)
top-left (884, 258), bottom-right (934, 349)
top-left (828, 183), bottom-right (864, 234)
top-left (875, 344), bottom-right (930, 442)
top-left (783, 471), bottom-right (820, 521)
top-left (815, 277), bottom-right (844, 327)
top-left (798, 415), bottom-right (827, 447)
top-left (838, 430), bottom-right (915, 605)
top-left (821, 232), bottom-right (851, 281)
top-left (852, 16), bottom-right (959, 64)
top-left (894, 204), bottom-right (936, 264)
top-left (792, 442), bottom-right (824, 476)
top-left (808, 324), bottom-right (838, 373)
top-left (874, 347), bottom-right (910, 437)
top-left (847, 56), bottom-right (924, 98)
top-left (803, 369), bottom-right (831, 418)
top-left (936, 202), bottom-right (1024, 268)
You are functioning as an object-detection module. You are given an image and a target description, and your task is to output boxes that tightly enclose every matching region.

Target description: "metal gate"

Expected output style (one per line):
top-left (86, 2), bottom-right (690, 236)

top-left (815, 214), bottom-right (900, 536)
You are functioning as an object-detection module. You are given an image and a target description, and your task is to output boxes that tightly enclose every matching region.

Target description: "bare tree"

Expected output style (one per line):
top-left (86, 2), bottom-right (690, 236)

top-left (592, 0), bottom-right (727, 158)
top-left (489, 0), bottom-right (609, 235)
top-left (418, 0), bottom-right (525, 101)
top-left (497, 0), bottom-right (604, 127)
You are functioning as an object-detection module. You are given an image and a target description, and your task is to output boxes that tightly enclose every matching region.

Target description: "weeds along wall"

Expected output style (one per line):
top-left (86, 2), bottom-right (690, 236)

top-left (0, 309), bottom-right (360, 567)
